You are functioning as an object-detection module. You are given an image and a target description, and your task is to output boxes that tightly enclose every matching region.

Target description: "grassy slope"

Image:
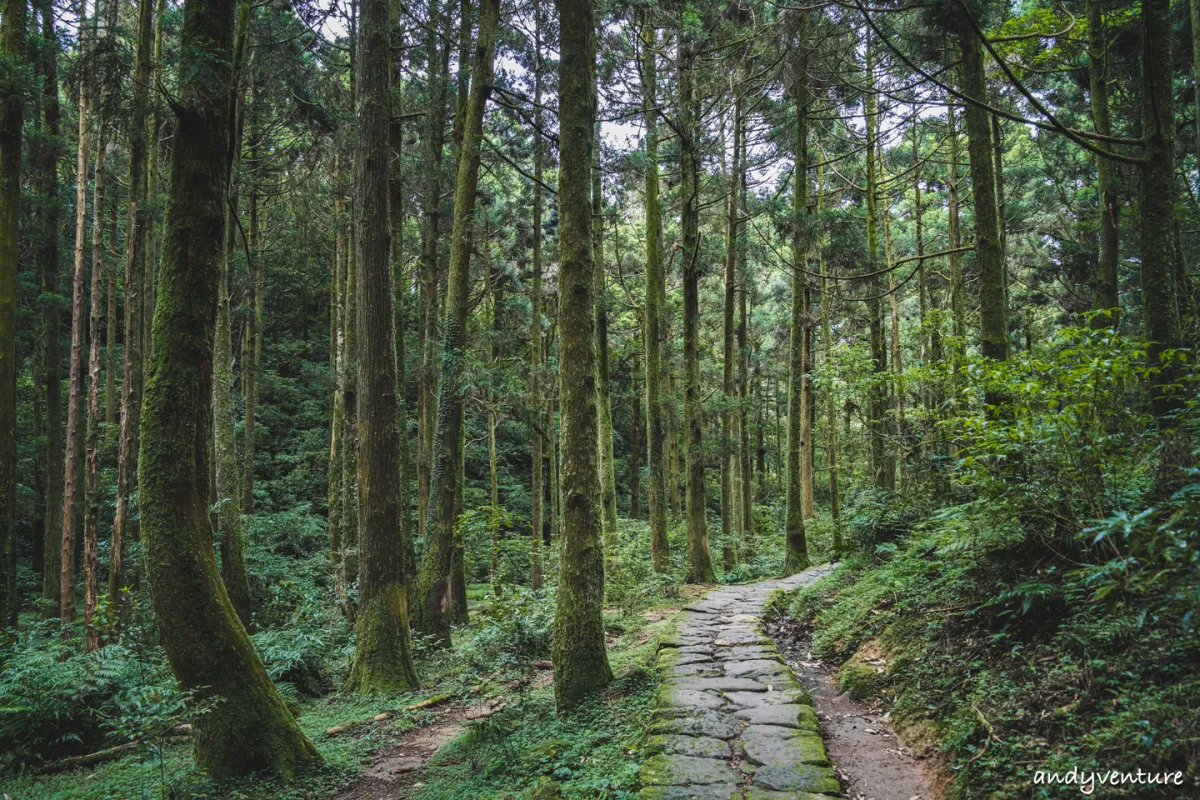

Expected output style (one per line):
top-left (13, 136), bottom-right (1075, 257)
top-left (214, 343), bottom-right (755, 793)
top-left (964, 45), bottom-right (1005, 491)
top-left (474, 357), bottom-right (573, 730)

top-left (777, 533), bottom-right (1200, 799)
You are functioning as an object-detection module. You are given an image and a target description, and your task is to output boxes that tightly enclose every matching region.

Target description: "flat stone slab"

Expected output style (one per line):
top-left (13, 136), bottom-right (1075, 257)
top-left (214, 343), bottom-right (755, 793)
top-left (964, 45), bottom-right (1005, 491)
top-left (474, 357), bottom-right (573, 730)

top-left (676, 645), bottom-right (717, 656)
top-left (668, 677), bottom-right (770, 694)
top-left (724, 659), bottom-right (793, 680)
top-left (718, 646), bottom-right (782, 661)
top-left (649, 710), bottom-right (744, 740)
top-left (645, 734), bottom-right (733, 759)
top-left (740, 727), bottom-right (829, 768)
top-left (733, 704), bottom-right (820, 731)
top-left (742, 788), bottom-right (836, 800)
top-left (659, 651), bottom-right (716, 668)
top-left (640, 786), bottom-right (744, 800)
top-left (640, 754), bottom-right (741, 786)
top-left (663, 663), bottom-right (723, 678)
top-left (724, 689), bottom-right (811, 710)
top-left (658, 687), bottom-right (729, 711)
top-left (659, 634), bottom-right (716, 649)
top-left (715, 631), bottom-right (773, 646)
top-left (750, 762), bottom-right (840, 794)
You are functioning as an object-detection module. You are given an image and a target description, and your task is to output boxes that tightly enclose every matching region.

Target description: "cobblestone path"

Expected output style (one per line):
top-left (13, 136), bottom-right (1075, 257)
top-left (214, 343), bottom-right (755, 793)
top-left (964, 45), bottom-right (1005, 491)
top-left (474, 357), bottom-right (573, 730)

top-left (639, 565), bottom-right (840, 800)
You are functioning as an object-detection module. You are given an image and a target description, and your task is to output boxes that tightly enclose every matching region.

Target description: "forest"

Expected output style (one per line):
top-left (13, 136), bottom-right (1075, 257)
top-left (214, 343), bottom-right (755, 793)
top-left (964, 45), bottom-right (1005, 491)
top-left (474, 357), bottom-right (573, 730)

top-left (0, 0), bottom-right (1198, 797)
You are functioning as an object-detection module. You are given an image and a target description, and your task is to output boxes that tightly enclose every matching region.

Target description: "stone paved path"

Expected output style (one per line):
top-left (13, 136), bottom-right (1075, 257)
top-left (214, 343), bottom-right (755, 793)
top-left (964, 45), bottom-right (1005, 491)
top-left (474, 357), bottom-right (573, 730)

top-left (640, 564), bottom-right (839, 800)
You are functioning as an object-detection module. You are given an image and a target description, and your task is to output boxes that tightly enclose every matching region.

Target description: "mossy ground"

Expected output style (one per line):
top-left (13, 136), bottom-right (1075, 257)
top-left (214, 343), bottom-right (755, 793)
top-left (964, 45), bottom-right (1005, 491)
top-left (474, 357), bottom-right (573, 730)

top-left (2, 581), bottom-right (676, 800)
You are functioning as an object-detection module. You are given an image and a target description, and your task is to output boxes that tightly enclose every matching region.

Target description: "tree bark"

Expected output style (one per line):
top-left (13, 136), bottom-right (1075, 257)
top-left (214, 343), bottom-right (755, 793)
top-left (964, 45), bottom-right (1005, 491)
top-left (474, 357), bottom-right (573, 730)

top-left (528, 0), bottom-right (545, 589)
top-left (139, 0), bottom-right (320, 776)
top-left (0, 0), bottom-right (26, 628)
top-left (346, 0), bottom-right (421, 693)
top-left (417, 0), bottom-right (498, 645)
top-left (1087, 0), bottom-right (1119, 326)
top-left (784, 36), bottom-right (810, 575)
top-left (958, 22), bottom-right (1008, 376)
top-left (593, 128), bottom-right (618, 549)
top-left (864, 34), bottom-right (893, 491)
top-left (641, 16), bottom-right (669, 572)
top-left (721, 87), bottom-right (742, 572)
top-left (552, 0), bottom-right (613, 709)
top-left (1140, 0), bottom-right (1182, 422)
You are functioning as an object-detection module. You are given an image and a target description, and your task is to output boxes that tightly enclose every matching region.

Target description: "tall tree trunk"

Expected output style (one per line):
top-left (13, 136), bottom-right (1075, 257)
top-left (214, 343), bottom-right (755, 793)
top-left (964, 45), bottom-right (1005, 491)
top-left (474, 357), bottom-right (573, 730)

top-left (212, 0), bottom-right (253, 629)
top-left (631, 355), bottom-right (642, 520)
top-left (83, 92), bottom-right (112, 652)
top-left (0, 0), bottom-right (26, 628)
top-left (818, 160), bottom-right (840, 552)
top-left (553, 0), bottom-right (612, 709)
top-left (328, 155), bottom-right (345, 608)
top-left (387, 0), bottom-right (416, 607)
top-left (1140, 0), bottom-right (1182, 423)
top-left (417, 0), bottom-right (498, 645)
top-left (721, 88), bottom-right (742, 572)
top-left (958, 22), bottom-right (1008, 378)
top-left (593, 129), bottom-right (618, 548)
top-left (1088, 0), bottom-right (1119, 325)
top-left (947, 103), bottom-right (965, 361)
top-left (241, 187), bottom-right (259, 515)
top-left (35, 0), bottom-right (64, 619)
top-left (864, 34), bottom-right (893, 491)
top-left (139, 0), bottom-right (320, 776)
top-left (61, 1), bottom-right (92, 625)
top-left (528, 0), bottom-right (545, 589)
top-left (109, 0), bottom-right (156, 630)
top-left (347, 0), bottom-right (421, 692)
top-left (679, 15), bottom-right (716, 585)
top-left (342, 194), bottom-right (359, 606)
top-left (488, 240), bottom-right (502, 596)
top-left (641, 17), bottom-right (668, 572)
top-left (784, 37), bottom-right (810, 575)
top-left (418, 0), bottom-right (447, 545)
top-left (736, 154), bottom-right (752, 545)
top-left (880, 153), bottom-right (905, 491)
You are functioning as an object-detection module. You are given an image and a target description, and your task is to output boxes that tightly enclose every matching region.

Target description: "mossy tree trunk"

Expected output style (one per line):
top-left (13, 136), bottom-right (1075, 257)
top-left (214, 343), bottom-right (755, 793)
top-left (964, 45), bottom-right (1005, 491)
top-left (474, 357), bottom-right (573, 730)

top-left (641, 16), bottom-right (669, 572)
top-left (418, 0), bottom-right (498, 645)
top-left (347, 0), bottom-right (420, 694)
top-left (957, 22), bottom-right (1008, 380)
top-left (783, 38), bottom-right (810, 576)
top-left (552, 0), bottom-right (613, 709)
top-left (138, 0), bottom-right (320, 777)
top-left (0, 0), bottom-right (26, 628)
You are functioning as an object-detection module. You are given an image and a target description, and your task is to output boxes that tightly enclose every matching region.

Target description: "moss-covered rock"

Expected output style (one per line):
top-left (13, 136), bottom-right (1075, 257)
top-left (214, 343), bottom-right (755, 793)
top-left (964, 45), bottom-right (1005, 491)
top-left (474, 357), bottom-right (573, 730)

top-left (639, 753), bottom-right (741, 786)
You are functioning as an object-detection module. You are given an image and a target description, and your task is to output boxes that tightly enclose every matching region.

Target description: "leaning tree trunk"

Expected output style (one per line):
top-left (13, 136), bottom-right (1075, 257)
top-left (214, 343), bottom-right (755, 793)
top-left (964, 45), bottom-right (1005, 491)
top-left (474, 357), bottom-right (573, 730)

top-left (346, 0), bottom-right (420, 693)
top-left (679, 17), bottom-right (716, 585)
top-left (138, 0), bottom-right (320, 777)
top-left (417, 0), bottom-right (498, 645)
top-left (783, 39), bottom-right (810, 575)
top-left (641, 17), bottom-right (669, 572)
top-left (0, 0), bottom-right (27, 628)
top-left (552, 0), bottom-right (613, 709)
